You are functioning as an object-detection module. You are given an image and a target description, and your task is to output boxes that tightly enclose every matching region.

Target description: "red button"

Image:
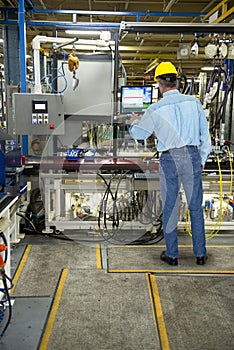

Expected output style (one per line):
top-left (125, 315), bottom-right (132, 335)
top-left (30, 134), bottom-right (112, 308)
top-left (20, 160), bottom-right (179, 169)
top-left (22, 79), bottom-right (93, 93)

top-left (49, 123), bottom-right (55, 129)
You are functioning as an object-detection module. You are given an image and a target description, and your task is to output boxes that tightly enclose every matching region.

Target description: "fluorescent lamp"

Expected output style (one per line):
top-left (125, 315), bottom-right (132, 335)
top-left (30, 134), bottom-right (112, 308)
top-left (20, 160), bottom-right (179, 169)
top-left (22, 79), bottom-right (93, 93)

top-left (65, 30), bottom-right (101, 36)
top-left (201, 66), bottom-right (214, 72)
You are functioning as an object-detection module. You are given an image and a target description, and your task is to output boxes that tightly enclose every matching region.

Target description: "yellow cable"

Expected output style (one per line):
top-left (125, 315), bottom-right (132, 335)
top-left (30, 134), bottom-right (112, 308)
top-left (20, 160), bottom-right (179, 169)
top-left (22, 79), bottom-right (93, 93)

top-left (228, 147), bottom-right (233, 195)
top-left (185, 149), bottom-right (233, 240)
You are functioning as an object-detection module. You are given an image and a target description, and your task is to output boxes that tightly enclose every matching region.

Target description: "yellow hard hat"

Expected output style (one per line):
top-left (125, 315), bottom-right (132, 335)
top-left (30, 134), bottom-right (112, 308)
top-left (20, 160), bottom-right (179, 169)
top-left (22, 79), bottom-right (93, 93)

top-left (154, 61), bottom-right (178, 81)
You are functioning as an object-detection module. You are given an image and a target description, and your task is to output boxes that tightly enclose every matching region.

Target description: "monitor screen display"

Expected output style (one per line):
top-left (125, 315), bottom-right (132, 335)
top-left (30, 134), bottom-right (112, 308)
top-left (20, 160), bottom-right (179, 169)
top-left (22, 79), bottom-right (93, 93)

top-left (120, 85), bottom-right (153, 114)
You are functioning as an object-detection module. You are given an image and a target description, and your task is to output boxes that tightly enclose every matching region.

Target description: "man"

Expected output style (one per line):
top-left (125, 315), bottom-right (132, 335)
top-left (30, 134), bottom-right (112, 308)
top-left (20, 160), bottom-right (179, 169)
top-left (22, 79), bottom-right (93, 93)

top-left (129, 61), bottom-right (211, 266)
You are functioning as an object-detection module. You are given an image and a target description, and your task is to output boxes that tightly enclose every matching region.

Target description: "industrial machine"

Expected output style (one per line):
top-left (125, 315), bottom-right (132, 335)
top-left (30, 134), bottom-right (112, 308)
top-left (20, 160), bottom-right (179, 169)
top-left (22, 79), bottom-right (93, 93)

top-left (9, 26), bottom-right (234, 244)
top-left (1, 8), bottom-right (234, 340)
top-left (0, 127), bottom-right (22, 197)
top-left (0, 129), bottom-right (23, 337)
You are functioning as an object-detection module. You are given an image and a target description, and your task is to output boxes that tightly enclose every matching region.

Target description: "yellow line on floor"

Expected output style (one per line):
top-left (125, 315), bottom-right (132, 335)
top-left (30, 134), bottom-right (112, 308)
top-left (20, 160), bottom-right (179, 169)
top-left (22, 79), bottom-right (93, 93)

top-left (96, 244), bottom-right (102, 269)
top-left (146, 274), bottom-right (157, 332)
top-left (147, 274), bottom-right (170, 350)
top-left (10, 244), bottom-right (32, 296)
top-left (206, 246), bottom-right (234, 248)
top-left (39, 268), bottom-right (69, 350)
top-left (108, 269), bottom-right (234, 274)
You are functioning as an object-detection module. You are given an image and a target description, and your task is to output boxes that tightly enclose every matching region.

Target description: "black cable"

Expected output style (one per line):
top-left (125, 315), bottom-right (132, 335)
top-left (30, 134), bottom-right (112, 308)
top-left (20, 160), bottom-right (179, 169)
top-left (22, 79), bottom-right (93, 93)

top-left (135, 190), bottom-right (160, 225)
top-left (102, 173), bottom-right (124, 241)
top-left (177, 74), bottom-right (188, 94)
top-left (0, 269), bottom-right (13, 338)
top-left (16, 212), bottom-right (37, 232)
top-left (207, 66), bottom-right (233, 135)
top-left (112, 173), bottom-right (125, 229)
top-left (215, 74), bottom-right (234, 128)
top-left (0, 232), bottom-right (12, 338)
top-left (129, 217), bottom-right (164, 245)
top-left (97, 173), bottom-right (116, 237)
top-left (98, 179), bottom-right (164, 245)
top-left (97, 171), bottom-right (140, 244)
top-left (16, 212), bottom-right (74, 241)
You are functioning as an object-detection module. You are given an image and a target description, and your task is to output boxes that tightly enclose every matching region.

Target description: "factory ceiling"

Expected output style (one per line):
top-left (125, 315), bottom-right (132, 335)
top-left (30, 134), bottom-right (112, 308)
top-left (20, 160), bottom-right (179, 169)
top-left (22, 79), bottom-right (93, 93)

top-left (0, 0), bottom-right (234, 84)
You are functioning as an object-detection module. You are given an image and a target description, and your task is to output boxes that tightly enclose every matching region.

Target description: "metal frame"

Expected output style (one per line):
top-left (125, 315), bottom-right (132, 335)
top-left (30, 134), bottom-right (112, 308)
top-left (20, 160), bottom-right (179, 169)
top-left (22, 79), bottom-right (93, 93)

top-left (119, 21), bottom-right (234, 35)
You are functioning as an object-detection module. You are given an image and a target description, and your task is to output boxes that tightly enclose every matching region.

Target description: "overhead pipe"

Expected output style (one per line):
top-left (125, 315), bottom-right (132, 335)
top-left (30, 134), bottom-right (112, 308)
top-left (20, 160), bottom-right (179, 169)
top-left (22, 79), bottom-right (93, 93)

top-left (119, 21), bottom-right (234, 34)
top-left (32, 35), bottom-right (80, 93)
top-left (158, 0), bottom-right (177, 22)
top-left (26, 20), bottom-right (233, 34)
top-left (0, 7), bottom-right (205, 19)
top-left (3, 18), bottom-right (232, 34)
top-left (26, 21), bottom-right (120, 29)
top-left (32, 8), bottom-right (205, 19)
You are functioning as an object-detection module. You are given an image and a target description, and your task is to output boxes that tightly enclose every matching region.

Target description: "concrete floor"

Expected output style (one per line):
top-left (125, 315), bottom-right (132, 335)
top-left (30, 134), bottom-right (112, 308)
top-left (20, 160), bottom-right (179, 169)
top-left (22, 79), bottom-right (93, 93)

top-left (0, 233), bottom-right (234, 350)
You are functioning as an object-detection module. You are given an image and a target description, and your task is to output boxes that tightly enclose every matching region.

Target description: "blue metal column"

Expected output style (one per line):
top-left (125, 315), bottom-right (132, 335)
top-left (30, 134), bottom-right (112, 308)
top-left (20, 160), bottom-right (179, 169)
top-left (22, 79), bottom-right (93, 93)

top-left (18, 0), bottom-right (27, 93)
top-left (2, 10), bottom-right (20, 138)
top-left (3, 12), bottom-right (20, 87)
top-left (18, 0), bottom-right (28, 155)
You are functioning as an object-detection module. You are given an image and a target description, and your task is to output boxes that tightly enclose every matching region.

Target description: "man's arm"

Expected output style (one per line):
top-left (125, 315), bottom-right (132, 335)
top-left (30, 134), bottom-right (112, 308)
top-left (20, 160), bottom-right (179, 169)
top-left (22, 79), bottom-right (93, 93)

top-left (129, 110), bottom-right (155, 140)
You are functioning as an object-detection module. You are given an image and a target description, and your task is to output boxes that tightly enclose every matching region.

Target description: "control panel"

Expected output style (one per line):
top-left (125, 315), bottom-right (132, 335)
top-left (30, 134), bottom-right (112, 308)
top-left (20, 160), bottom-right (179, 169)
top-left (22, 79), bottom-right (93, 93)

top-left (13, 93), bottom-right (65, 135)
top-left (32, 100), bottom-right (49, 125)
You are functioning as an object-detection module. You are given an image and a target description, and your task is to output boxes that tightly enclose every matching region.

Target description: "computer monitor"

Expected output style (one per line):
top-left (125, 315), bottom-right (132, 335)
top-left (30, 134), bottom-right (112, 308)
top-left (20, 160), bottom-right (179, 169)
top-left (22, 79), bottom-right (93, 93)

top-left (120, 85), bottom-right (153, 114)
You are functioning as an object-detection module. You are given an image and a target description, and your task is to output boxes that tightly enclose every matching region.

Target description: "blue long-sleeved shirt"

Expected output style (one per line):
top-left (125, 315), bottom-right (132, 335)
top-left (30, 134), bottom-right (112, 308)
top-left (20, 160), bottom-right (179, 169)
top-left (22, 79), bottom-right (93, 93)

top-left (129, 89), bottom-right (211, 164)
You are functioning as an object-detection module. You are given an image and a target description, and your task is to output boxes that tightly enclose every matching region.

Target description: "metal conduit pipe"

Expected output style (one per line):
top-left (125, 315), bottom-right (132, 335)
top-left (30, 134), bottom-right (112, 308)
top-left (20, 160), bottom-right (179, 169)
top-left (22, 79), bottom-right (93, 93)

top-left (158, 0), bottom-right (177, 22)
top-left (32, 8), bottom-right (205, 18)
top-left (32, 35), bottom-right (79, 93)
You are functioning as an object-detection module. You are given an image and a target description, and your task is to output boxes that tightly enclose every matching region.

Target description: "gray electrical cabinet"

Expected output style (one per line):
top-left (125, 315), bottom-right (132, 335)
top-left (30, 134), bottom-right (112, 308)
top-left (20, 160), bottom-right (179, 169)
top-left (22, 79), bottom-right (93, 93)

top-left (57, 54), bottom-right (114, 118)
top-left (13, 93), bottom-right (65, 135)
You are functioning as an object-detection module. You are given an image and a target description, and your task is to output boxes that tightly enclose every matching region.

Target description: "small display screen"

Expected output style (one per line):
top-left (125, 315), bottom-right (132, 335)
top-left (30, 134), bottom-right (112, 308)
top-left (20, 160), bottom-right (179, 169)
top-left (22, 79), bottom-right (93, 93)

top-left (120, 86), bottom-right (153, 114)
top-left (32, 100), bottom-right (48, 113)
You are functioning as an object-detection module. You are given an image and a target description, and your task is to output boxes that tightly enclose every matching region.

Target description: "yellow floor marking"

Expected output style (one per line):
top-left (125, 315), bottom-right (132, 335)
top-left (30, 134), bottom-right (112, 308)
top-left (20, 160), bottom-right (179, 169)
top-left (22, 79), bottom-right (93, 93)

top-left (96, 243), bottom-right (102, 269)
top-left (147, 274), bottom-right (170, 350)
top-left (10, 244), bottom-right (32, 296)
top-left (146, 274), bottom-right (157, 329)
top-left (39, 268), bottom-right (69, 350)
top-left (108, 269), bottom-right (234, 274)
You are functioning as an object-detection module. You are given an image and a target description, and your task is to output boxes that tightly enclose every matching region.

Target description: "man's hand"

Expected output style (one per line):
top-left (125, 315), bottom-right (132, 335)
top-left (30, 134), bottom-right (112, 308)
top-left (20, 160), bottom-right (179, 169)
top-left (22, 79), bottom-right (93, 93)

top-left (201, 164), bottom-right (205, 171)
top-left (130, 113), bottom-right (141, 123)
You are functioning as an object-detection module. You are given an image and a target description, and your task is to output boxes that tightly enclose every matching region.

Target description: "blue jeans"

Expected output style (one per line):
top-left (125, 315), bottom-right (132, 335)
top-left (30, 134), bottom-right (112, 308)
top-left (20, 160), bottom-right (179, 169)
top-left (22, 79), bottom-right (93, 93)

top-left (159, 146), bottom-right (206, 258)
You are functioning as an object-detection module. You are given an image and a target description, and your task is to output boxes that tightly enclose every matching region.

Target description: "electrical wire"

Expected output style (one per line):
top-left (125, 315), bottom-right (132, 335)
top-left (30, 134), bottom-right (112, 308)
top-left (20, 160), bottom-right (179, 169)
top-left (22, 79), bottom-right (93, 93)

top-left (97, 172), bottom-right (126, 243)
top-left (97, 172), bottom-right (163, 244)
top-left (177, 73), bottom-right (188, 94)
top-left (0, 231), bottom-right (13, 338)
top-left (0, 270), bottom-right (13, 338)
top-left (31, 137), bottom-right (43, 155)
top-left (186, 148), bottom-right (233, 240)
top-left (206, 65), bottom-right (234, 137)
top-left (51, 63), bottom-right (68, 94)
top-left (16, 211), bottom-right (74, 241)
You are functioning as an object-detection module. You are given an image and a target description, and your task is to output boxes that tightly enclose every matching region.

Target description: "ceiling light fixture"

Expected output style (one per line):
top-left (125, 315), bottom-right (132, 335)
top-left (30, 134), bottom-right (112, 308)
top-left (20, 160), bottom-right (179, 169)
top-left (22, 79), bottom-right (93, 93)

top-left (201, 66), bottom-right (214, 71)
top-left (65, 30), bottom-right (101, 36)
